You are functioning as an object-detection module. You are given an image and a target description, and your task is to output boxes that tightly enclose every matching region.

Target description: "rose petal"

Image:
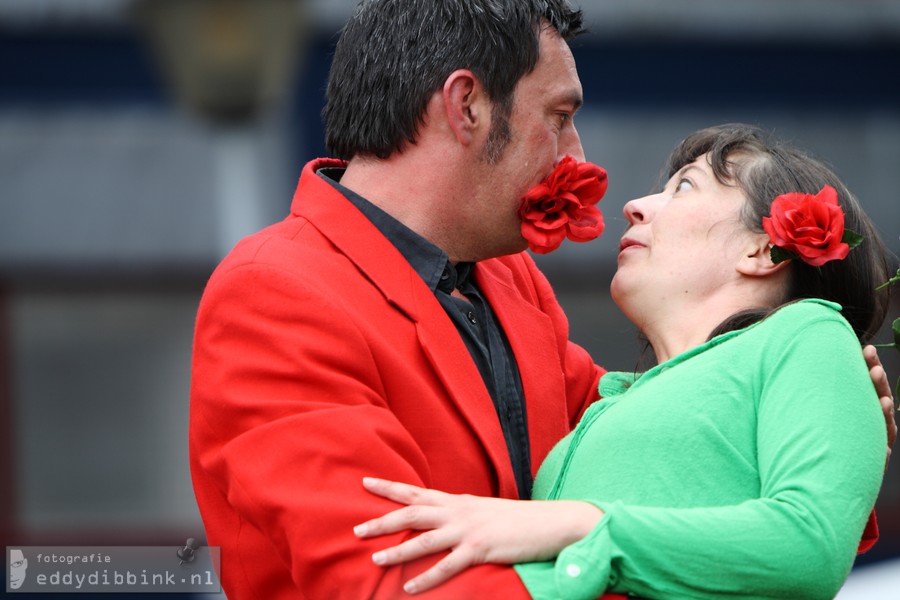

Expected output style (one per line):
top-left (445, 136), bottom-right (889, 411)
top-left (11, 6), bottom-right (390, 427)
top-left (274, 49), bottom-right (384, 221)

top-left (764, 185), bottom-right (848, 266)
top-left (518, 155), bottom-right (608, 253)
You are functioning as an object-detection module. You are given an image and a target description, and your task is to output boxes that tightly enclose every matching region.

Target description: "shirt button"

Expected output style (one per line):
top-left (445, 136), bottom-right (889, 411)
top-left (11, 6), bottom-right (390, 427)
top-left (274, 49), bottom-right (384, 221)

top-left (440, 269), bottom-right (450, 281)
top-left (565, 563), bottom-right (581, 578)
top-left (467, 311), bottom-right (477, 324)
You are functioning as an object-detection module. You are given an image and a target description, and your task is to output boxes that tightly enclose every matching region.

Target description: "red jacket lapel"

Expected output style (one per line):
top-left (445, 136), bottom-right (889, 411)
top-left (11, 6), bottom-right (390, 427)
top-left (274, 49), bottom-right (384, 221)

top-left (474, 259), bottom-right (571, 474)
top-left (291, 158), bottom-right (518, 497)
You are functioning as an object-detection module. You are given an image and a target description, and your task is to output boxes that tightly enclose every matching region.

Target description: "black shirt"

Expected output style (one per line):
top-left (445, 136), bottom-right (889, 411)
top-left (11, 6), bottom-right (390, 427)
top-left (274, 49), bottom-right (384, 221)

top-left (318, 168), bottom-right (533, 498)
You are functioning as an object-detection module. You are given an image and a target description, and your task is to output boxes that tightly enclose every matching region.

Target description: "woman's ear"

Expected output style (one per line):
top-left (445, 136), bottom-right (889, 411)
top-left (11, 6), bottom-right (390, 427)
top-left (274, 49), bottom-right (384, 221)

top-left (442, 69), bottom-right (486, 147)
top-left (737, 234), bottom-right (792, 278)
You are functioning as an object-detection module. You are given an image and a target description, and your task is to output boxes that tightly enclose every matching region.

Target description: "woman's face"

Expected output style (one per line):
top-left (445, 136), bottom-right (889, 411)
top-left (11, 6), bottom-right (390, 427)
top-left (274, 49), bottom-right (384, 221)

top-left (610, 153), bottom-right (757, 320)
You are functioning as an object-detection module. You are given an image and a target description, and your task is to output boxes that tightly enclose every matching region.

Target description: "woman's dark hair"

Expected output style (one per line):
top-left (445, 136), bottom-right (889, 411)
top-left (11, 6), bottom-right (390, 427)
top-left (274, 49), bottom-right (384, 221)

top-left (323, 0), bottom-right (585, 160)
top-left (662, 123), bottom-right (890, 342)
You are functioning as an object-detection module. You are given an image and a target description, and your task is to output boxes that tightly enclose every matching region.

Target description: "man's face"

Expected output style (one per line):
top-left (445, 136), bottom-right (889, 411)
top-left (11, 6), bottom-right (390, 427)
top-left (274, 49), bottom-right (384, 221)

top-left (9, 549), bottom-right (27, 589)
top-left (467, 26), bottom-right (585, 259)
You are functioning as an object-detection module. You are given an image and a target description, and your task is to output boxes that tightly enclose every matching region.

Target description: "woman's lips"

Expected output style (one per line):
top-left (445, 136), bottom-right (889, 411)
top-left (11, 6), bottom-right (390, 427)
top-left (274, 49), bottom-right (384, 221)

top-left (619, 237), bottom-right (646, 253)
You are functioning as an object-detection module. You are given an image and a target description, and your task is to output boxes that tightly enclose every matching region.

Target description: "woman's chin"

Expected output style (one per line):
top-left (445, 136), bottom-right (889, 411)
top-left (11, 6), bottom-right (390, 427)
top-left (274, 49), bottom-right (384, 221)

top-left (609, 276), bottom-right (632, 312)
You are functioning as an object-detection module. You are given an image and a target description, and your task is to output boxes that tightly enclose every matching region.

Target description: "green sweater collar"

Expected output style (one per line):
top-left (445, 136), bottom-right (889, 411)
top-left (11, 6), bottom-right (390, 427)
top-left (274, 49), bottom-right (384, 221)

top-left (600, 299), bottom-right (842, 398)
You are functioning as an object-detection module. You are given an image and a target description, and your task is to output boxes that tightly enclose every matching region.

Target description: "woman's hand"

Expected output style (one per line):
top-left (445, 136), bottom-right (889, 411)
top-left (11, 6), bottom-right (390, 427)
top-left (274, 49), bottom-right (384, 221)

top-left (354, 477), bottom-right (604, 594)
top-left (863, 345), bottom-right (897, 471)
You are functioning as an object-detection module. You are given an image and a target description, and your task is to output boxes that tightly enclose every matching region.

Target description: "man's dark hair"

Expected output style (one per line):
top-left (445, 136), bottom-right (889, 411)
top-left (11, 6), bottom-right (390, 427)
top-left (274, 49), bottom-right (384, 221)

top-left (323, 0), bottom-right (585, 160)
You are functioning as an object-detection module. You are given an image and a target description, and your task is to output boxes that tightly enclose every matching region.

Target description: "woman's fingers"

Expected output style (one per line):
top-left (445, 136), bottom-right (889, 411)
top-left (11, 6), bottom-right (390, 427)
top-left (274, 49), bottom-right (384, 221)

top-left (362, 477), bottom-right (443, 504)
top-left (370, 528), bottom-right (458, 567)
top-left (881, 393), bottom-right (895, 471)
top-left (353, 476), bottom-right (475, 593)
top-left (355, 477), bottom-right (457, 537)
top-left (862, 345), bottom-right (896, 472)
top-left (863, 345), bottom-right (894, 405)
top-left (882, 392), bottom-right (898, 443)
top-left (354, 504), bottom-right (440, 538)
top-left (401, 551), bottom-right (471, 595)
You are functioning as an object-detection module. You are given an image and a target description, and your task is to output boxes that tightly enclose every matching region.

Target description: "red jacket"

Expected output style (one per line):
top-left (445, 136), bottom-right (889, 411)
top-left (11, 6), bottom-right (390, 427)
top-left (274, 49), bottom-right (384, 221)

top-left (190, 158), bottom-right (608, 599)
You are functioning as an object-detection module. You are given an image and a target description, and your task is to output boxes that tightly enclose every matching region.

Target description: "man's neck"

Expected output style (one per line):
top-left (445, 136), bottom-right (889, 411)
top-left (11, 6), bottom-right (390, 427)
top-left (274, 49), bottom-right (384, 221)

top-left (341, 155), bottom-right (478, 263)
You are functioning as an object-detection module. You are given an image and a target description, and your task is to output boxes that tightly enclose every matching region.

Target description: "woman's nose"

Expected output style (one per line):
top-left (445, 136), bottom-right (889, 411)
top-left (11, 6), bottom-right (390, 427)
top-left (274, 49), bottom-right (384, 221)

top-left (623, 198), bottom-right (645, 225)
top-left (623, 192), bottom-right (661, 225)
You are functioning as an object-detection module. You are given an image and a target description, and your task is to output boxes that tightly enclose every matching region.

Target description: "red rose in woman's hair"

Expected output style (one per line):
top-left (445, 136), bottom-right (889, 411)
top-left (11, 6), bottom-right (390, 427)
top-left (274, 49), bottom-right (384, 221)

top-left (762, 185), bottom-right (851, 267)
top-left (518, 155), bottom-right (608, 254)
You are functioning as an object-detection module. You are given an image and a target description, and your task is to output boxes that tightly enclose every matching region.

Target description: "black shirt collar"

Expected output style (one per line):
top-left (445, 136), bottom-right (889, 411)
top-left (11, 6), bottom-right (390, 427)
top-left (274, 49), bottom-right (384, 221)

top-left (318, 167), bottom-right (474, 293)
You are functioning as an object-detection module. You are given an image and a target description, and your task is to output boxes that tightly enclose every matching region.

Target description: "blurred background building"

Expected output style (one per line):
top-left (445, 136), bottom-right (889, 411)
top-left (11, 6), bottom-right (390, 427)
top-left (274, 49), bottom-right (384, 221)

top-left (1, 0), bottom-right (898, 597)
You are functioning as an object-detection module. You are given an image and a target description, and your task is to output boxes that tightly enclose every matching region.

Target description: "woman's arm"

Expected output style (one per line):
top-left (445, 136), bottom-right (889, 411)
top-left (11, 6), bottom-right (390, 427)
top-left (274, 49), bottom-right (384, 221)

top-left (358, 317), bottom-right (889, 599)
top-left (354, 477), bottom-right (603, 594)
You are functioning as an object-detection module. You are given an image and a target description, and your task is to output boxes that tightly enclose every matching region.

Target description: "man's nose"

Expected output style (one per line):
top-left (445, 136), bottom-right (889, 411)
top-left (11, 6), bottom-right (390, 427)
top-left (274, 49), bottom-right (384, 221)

top-left (560, 124), bottom-right (584, 162)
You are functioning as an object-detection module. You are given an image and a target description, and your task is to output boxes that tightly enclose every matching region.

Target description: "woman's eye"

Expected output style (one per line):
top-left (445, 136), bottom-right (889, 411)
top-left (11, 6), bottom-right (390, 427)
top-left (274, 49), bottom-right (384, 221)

top-left (675, 178), bottom-right (693, 193)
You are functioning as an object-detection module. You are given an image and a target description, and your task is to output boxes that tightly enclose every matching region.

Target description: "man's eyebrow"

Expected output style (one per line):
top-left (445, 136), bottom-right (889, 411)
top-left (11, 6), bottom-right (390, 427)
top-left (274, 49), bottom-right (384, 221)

top-left (565, 91), bottom-right (583, 112)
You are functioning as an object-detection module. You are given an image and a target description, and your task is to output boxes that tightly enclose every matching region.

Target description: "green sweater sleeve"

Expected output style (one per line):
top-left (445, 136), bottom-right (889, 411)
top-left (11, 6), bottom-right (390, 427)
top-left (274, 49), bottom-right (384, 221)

top-left (516, 311), bottom-right (885, 600)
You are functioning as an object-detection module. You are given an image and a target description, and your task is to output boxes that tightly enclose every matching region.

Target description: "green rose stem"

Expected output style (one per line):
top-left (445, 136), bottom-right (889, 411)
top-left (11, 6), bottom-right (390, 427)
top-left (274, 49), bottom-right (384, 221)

top-left (875, 267), bottom-right (900, 292)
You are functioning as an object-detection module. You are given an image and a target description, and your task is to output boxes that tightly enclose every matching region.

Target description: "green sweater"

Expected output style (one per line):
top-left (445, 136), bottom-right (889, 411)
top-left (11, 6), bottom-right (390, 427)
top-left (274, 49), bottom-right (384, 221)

top-left (515, 300), bottom-right (885, 600)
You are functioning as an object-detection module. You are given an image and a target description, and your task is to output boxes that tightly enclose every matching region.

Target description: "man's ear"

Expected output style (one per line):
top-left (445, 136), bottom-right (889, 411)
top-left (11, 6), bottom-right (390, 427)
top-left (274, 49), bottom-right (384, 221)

top-left (442, 69), bottom-right (486, 147)
top-left (737, 234), bottom-right (792, 277)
